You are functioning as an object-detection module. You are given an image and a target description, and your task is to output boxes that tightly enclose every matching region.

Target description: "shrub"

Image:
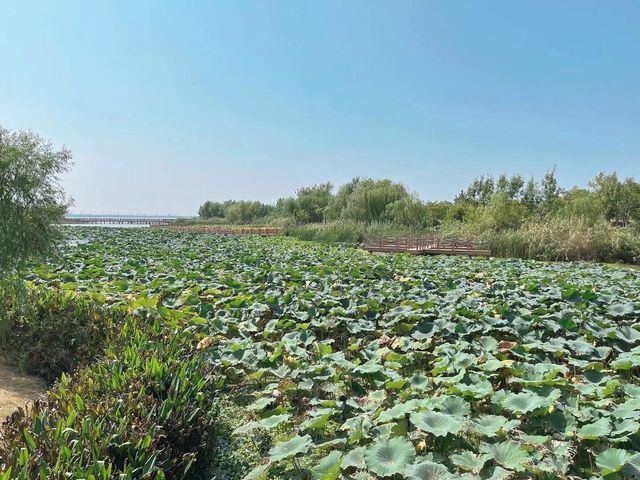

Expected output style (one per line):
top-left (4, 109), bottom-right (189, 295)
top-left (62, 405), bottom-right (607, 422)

top-left (285, 220), bottom-right (432, 244)
top-left (483, 218), bottom-right (640, 263)
top-left (0, 282), bottom-right (118, 383)
top-left (0, 313), bottom-right (216, 479)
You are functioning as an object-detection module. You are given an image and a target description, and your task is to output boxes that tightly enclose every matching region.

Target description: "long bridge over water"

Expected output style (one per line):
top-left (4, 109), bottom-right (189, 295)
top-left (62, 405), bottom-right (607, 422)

top-left (63, 217), bottom-right (175, 226)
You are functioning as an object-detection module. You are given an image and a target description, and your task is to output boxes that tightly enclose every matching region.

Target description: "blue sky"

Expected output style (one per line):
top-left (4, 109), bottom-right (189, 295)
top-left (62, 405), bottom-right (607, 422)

top-left (1, 1), bottom-right (639, 215)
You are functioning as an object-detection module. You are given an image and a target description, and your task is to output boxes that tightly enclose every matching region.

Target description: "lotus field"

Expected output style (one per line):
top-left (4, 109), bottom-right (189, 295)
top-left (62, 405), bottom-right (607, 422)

top-left (7, 227), bottom-right (640, 479)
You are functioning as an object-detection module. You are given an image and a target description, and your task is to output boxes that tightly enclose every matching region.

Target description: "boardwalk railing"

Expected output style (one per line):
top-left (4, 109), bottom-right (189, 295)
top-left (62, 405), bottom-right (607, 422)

top-left (363, 235), bottom-right (491, 257)
top-left (155, 225), bottom-right (282, 236)
top-left (63, 217), bottom-right (174, 226)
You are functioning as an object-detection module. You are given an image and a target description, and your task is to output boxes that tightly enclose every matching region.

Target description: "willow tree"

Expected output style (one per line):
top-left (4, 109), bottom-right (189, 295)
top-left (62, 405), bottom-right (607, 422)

top-left (0, 126), bottom-right (71, 273)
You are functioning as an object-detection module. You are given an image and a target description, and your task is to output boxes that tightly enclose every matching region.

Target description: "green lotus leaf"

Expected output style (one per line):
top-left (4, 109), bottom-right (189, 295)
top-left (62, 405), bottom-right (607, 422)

top-left (353, 359), bottom-right (384, 374)
top-left (612, 419), bottom-right (640, 437)
top-left (301, 409), bottom-right (334, 431)
top-left (612, 398), bottom-right (640, 419)
top-left (577, 417), bottom-right (612, 440)
top-left (233, 421), bottom-right (258, 435)
top-left (617, 326), bottom-right (640, 344)
top-left (499, 391), bottom-right (549, 414)
top-left (410, 411), bottom-right (464, 437)
top-left (376, 400), bottom-right (419, 423)
top-left (451, 372), bottom-right (494, 398)
top-left (409, 373), bottom-right (430, 391)
top-left (480, 441), bottom-right (529, 472)
top-left (611, 351), bottom-right (640, 370)
top-left (405, 460), bottom-right (451, 479)
top-left (486, 465), bottom-right (516, 480)
top-left (312, 450), bottom-right (342, 480)
top-left (247, 397), bottom-right (273, 411)
top-left (520, 434), bottom-right (549, 445)
top-left (624, 384), bottom-right (640, 397)
top-left (595, 448), bottom-right (634, 476)
top-left (351, 473), bottom-right (376, 480)
top-left (257, 413), bottom-right (290, 430)
top-left (341, 446), bottom-right (367, 470)
top-left (451, 451), bottom-right (491, 474)
top-left (269, 434), bottom-right (313, 462)
top-left (472, 414), bottom-right (518, 436)
top-left (437, 396), bottom-right (470, 417)
top-left (607, 303), bottom-right (634, 317)
top-left (243, 462), bottom-right (271, 480)
top-left (364, 436), bottom-right (416, 477)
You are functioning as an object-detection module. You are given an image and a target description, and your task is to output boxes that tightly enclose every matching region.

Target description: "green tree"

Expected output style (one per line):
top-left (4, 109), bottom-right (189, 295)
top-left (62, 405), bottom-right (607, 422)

top-left (325, 178), bottom-right (362, 221)
top-left (522, 177), bottom-right (541, 210)
top-left (292, 182), bottom-right (333, 223)
top-left (198, 201), bottom-right (226, 219)
top-left (425, 201), bottom-right (453, 226)
top-left (480, 191), bottom-right (527, 231)
top-left (455, 175), bottom-right (495, 205)
top-left (340, 179), bottom-right (410, 223)
top-left (0, 126), bottom-right (71, 273)
top-left (225, 200), bottom-right (273, 224)
top-left (541, 168), bottom-right (561, 207)
top-left (620, 178), bottom-right (640, 226)
top-left (558, 188), bottom-right (602, 223)
top-left (381, 196), bottom-right (432, 228)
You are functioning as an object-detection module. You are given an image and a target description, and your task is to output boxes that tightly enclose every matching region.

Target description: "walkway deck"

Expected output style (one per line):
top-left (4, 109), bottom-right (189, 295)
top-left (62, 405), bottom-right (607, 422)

top-left (63, 217), bottom-right (174, 226)
top-left (157, 225), bottom-right (282, 236)
top-left (363, 236), bottom-right (491, 257)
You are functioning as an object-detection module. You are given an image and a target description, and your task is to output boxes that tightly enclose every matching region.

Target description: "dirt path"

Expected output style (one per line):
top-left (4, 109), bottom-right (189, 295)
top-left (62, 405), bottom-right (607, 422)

top-left (0, 361), bottom-right (46, 420)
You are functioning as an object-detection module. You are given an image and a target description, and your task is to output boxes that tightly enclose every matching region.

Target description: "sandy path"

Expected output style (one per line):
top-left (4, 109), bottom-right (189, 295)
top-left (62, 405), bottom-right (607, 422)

top-left (0, 361), bottom-right (46, 420)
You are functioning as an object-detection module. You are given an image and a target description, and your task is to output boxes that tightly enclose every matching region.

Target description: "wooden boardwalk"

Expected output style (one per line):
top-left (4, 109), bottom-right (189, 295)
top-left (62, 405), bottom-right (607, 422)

top-left (363, 236), bottom-right (491, 257)
top-left (63, 217), bottom-right (174, 226)
top-left (157, 225), bottom-right (282, 236)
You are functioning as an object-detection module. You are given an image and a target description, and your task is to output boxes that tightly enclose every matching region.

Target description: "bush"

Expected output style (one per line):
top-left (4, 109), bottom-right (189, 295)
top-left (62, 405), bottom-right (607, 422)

top-left (0, 307), bottom-right (216, 479)
top-left (284, 220), bottom-right (433, 244)
top-left (483, 218), bottom-right (640, 263)
top-left (0, 282), bottom-right (118, 383)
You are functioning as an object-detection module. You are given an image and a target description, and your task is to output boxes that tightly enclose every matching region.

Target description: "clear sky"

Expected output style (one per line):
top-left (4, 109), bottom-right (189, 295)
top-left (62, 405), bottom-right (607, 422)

top-left (1, 1), bottom-right (639, 215)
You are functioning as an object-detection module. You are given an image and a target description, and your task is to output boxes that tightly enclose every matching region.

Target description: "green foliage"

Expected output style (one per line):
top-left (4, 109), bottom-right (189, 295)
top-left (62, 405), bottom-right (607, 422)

top-left (381, 196), bottom-right (432, 228)
top-left (198, 200), bottom-right (226, 220)
top-left (197, 199), bottom-right (274, 223)
top-left (337, 178), bottom-right (411, 224)
top-left (5, 228), bottom-right (640, 478)
top-left (285, 220), bottom-right (431, 244)
top-left (0, 282), bottom-right (119, 383)
top-left (483, 217), bottom-right (640, 263)
top-left (0, 303), bottom-right (216, 478)
top-left (195, 170), bottom-right (640, 264)
top-left (479, 191), bottom-right (528, 231)
top-left (590, 172), bottom-right (640, 227)
top-left (595, 448), bottom-right (636, 476)
top-left (0, 126), bottom-right (71, 274)
top-left (269, 435), bottom-right (313, 462)
top-left (455, 175), bottom-right (496, 205)
top-left (364, 437), bottom-right (415, 476)
top-left (225, 201), bottom-right (274, 224)
top-left (277, 183), bottom-right (333, 224)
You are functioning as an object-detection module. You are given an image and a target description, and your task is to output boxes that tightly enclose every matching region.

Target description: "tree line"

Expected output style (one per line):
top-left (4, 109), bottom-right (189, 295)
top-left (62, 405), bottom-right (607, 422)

top-left (197, 170), bottom-right (640, 231)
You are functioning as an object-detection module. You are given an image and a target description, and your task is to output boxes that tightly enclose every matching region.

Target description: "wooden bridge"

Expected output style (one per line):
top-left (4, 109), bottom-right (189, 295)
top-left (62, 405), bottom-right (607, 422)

top-left (363, 236), bottom-right (491, 257)
top-left (157, 225), bottom-right (282, 236)
top-left (63, 217), bottom-right (175, 226)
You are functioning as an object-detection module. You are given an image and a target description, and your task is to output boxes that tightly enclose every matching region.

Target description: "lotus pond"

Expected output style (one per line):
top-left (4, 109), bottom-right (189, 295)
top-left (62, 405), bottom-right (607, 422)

top-left (15, 228), bottom-right (640, 478)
